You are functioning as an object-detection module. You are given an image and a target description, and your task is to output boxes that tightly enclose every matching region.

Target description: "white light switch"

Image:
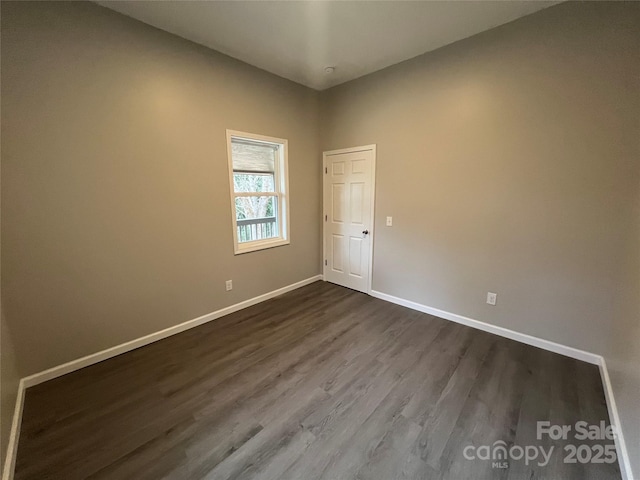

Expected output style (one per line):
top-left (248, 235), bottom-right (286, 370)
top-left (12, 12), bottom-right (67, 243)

top-left (386, 216), bottom-right (393, 226)
top-left (487, 292), bottom-right (497, 306)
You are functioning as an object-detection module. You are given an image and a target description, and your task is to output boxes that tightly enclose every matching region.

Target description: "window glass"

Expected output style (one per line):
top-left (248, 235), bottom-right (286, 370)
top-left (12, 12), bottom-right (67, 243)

top-left (227, 131), bottom-right (289, 254)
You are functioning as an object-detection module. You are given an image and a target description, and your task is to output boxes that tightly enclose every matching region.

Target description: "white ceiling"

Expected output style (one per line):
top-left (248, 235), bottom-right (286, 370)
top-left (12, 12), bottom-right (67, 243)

top-left (97, 1), bottom-right (558, 91)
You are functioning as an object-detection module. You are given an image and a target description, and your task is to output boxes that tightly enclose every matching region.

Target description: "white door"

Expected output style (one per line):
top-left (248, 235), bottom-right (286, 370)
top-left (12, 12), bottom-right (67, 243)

top-left (323, 146), bottom-right (376, 293)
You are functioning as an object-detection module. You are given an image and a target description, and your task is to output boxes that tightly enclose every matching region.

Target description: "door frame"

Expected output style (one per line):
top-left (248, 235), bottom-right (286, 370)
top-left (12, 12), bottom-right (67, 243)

top-left (322, 144), bottom-right (377, 294)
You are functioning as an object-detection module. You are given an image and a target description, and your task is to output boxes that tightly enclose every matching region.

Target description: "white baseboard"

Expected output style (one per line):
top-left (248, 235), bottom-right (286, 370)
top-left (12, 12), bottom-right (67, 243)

top-left (2, 275), bottom-right (322, 480)
top-left (369, 289), bottom-right (601, 364)
top-left (1, 379), bottom-right (25, 480)
top-left (5, 279), bottom-right (632, 480)
top-left (369, 288), bottom-right (633, 480)
top-left (599, 358), bottom-right (634, 480)
top-left (21, 274), bottom-right (322, 388)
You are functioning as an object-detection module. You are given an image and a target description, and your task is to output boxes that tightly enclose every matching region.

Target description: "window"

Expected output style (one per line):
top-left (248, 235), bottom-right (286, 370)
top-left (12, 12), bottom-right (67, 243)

top-left (226, 130), bottom-right (290, 254)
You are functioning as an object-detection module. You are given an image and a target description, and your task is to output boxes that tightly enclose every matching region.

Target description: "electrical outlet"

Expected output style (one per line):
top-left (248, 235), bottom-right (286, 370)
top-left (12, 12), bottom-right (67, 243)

top-left (226, 280), bottom-right (233, 291)
top-left (486, 292), bottom-right (497, 306)
top-left (386, 216), bottom-right (393, 226)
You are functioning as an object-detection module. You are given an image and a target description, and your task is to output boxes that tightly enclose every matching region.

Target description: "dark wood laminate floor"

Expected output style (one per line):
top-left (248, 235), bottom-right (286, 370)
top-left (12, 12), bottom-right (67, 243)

top-left (16, 281), bottom-right (620, 480)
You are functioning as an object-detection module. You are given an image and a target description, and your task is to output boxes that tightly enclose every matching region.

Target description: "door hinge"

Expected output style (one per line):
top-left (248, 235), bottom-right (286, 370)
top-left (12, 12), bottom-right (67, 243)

top-left (325, 167), bottom-right (327, 174)
top-left (325, 214), bottom-right (327, 221)
top-left (324, 260), bottom-right (327, 266)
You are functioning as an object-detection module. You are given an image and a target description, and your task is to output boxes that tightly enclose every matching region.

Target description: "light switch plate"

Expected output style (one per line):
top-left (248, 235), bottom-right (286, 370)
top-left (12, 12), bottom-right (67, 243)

top-left (487, 292), bottom-right (497, 305)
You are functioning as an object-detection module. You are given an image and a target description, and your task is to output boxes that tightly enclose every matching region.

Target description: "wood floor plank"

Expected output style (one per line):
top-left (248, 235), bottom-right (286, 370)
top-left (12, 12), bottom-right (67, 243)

top-left (15, 281), bottom-right (621, 480)
top-left (416, 330), bottom-right (496, 467)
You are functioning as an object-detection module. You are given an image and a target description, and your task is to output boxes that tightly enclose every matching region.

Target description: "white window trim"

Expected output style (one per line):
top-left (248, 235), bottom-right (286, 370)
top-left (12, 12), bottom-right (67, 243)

top-left (226, 129), bottom-right (290, 255)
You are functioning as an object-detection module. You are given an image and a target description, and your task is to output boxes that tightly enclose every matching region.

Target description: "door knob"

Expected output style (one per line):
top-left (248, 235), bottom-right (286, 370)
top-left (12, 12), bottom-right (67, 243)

top-left (362, 230), bottom-right (369, 235)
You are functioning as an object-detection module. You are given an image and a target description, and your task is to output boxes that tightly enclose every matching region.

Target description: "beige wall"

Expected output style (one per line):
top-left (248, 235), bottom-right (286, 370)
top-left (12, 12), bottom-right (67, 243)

top-left (608, 181), bottom-right (640, 477)
top-left (322, 2), bottom-right (639, 471)
top-left (322, 1), bottom-right (639, 355)
top-left (0, 11), bottom-right (21, 458)
top-left (1, 1), bottom-right (322, 377)
top-left (1, 98), bottom-right (22, 466)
